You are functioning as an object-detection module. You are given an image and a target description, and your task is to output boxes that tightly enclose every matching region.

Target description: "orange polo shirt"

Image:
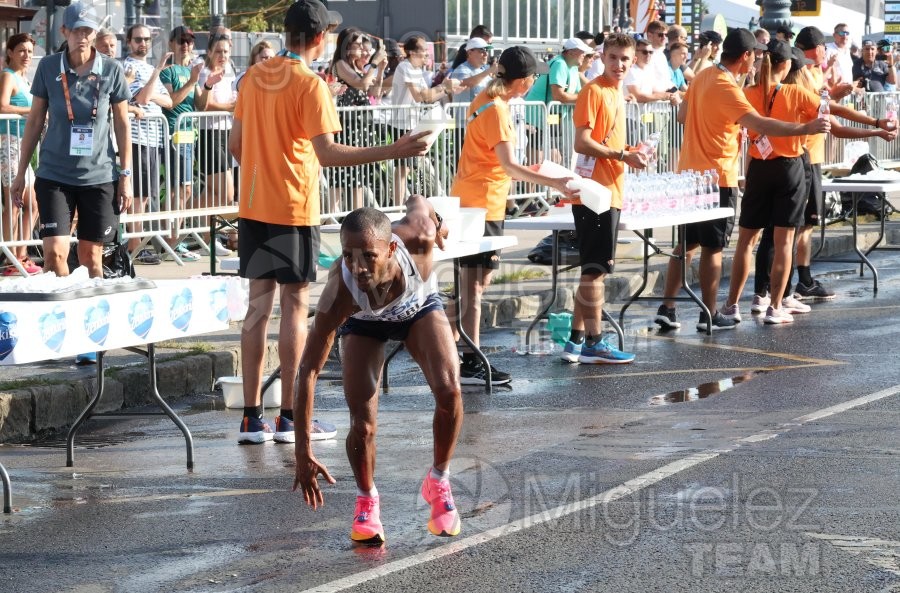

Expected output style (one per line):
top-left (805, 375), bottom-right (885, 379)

top-left (450, 90), bottom-right (515, 222)
top-left (744, 83), bottom-right (819, 159)
top-left (677, 65), bottom-right (756, 187)
top-left (803, 65), bottom-right (827, 164)
top-left (572, 75), bottom-right (626, 209)
top-left (235, 55), bottom-right (342, 226)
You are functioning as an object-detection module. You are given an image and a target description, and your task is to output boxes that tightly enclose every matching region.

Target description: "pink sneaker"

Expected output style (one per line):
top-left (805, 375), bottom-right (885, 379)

top-left (421, 473), bottom-right (461, 537)
top-left (350, 495), bottom-right (385, 544)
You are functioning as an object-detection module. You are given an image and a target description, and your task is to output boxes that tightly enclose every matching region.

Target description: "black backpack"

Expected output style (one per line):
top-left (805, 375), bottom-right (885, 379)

top-left (527, 231), bottom-right (581, 266)
top-left (840, 153), bottom-right (897, 219)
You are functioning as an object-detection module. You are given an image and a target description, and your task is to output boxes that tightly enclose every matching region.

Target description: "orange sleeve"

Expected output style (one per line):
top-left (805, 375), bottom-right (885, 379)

top-left (719, 80), bottom-right (756, 125)
top-left (302, 78), bottom-right (342, 138)
top-left (481, 102), bottom-right (513, 149)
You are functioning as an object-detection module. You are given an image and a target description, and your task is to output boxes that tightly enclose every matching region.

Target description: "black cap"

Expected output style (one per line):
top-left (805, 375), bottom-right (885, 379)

top-left (496, 46), bottom-right (548, 79)
top-left (794, 26), bottom-right (826, 51)
top-left (878, 38), bottom-right (893, 50)
top-left (699, 30), bottom-right (723, 45)
top-left (790, 46), bottom-right (814, 72)
top-left (722, 28), bottom-right (766, 55)
top-left (776, 26), bottom-right (795, 39)
top-left (766, 39), bottom-right (793, 63)
top-left (284, 0), bottom-right (342, 37)
top-left (170, 25), bottom-right (195, 42)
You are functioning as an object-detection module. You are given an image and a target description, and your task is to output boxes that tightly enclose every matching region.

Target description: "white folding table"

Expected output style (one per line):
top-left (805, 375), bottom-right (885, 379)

top-left (0, 277), bottom-right (248, 513)
top-left (819, 178), bottom-right (900, 294)
top-left (505, 206), bottom-right (736, 347)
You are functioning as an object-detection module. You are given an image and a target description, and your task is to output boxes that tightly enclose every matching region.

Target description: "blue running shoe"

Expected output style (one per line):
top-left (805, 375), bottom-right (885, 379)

top-left (560, 340), bottom-right (582, 363)
top-left (577, 337), bottom-right (635, 364)
top-left (238, 416), bottom-right (274, 444)
top-left (274, 415), bottom-right (294, 444)
top-left (75, 352), bottom-right (97, 366)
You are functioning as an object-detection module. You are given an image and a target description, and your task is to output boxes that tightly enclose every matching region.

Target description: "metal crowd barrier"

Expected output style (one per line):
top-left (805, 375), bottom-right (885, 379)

top-left (0, 114), bottom-right (39, 276)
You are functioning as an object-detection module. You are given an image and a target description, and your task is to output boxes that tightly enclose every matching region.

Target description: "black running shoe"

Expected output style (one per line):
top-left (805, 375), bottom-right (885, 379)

top-left (794, 280), bottom-right (835, 300)
top-left (654, 304), bottom-right (681, 330)
top-left (459, 359), bottom-right (511, 385)
top-left (696, 311), bottom-right (737, 332)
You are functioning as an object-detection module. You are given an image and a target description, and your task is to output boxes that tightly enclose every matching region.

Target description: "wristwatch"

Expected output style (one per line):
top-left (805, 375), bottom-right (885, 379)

top-left (434, 212), bottom-right (443, 231)
top-left (119, 168), bottom-right (132, 177)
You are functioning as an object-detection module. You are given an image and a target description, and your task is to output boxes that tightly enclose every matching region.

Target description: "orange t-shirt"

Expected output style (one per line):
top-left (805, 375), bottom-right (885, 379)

top-left (234, 56), bottom-right (342, 226)
top-left (450, 90), bottom-right (515, 221)
top-left (572, 76), bottom-right (626, 209)
top-left (803, 65), bottom-right (827, 164)
top-left (744, 83), bottom-right (819, 159)
top-left (677, 66), bottom-right (756, 187)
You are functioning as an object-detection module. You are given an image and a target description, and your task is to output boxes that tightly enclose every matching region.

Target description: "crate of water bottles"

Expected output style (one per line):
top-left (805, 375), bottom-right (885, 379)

top-left (621, 170), bottom-right (721, 221)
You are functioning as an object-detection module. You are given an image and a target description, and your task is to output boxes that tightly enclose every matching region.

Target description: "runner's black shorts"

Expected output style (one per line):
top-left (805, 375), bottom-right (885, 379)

top-left (336, 294), bottom-right (445, 342)
top-left (457, 220), bottom-right (504, 269)
top-left (572, 204), bottom-right (621, 275)
top-left (739, 156), bottom-right (806, 229)
top-left (238, 219), bottom-right (319, 284)
top-left (35, 177), bottom-right (119, 243)
top-left (685, 187), bottom-right (738, 248)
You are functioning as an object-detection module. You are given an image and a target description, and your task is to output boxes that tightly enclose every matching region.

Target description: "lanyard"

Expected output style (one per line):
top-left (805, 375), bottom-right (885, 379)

top-left (716, 62), bottom-right (739, 87)
top-left (766, 83), bottom-right (781, 117)
top-left (279, 49), bottom-right (305, 64)
top-left (60, 52), bottom-right (102, 124)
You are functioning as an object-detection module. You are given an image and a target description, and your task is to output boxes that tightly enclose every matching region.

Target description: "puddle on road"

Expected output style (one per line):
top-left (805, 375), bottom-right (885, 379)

top-left (649, 371), bottom-right (767, 405)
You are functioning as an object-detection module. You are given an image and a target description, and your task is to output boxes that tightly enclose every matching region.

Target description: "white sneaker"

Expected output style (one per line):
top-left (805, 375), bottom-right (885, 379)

top-left (764, 306), bottom-right (794, 325)
top-left (721, 303), bottom-right (742, 323)
top-left (781, 296), bottom-right (811, 314)
top-left (214, 241), bottom-right (231, 257)
top-left (750, 293), bottom-right (770, 314)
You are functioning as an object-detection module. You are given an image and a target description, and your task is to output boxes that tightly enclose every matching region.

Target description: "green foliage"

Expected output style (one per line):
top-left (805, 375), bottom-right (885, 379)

top-left (245, 10), bottom-right (268, 32)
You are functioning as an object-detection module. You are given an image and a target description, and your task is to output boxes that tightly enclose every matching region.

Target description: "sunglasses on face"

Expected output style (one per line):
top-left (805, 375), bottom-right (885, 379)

top-left (638, 49), bottom-right (653, 55)
top-left (836, 31), bottom-right (850, 36)
top-left (132, 36), bottom-right (152, 43)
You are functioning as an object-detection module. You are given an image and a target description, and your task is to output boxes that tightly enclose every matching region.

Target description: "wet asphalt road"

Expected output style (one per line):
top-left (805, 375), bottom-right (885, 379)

top-left (1, 252), bottom-right (900, 593)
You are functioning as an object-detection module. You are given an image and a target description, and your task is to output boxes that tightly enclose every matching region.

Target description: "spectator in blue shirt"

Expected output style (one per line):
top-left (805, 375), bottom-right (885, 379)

top-left (668, 42), bottom-right (689, 91)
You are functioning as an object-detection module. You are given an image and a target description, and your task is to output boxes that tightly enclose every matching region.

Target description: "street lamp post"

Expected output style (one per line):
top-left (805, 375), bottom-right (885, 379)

top-left (759, 0), bottom-right (792, 35)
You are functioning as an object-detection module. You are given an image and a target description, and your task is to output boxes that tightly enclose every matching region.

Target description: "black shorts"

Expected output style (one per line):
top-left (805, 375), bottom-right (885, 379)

top-left (739, 156), bottom-right (806, 229)
top-left (238, 219), bottom-right (319, 284)
top-left (198, 129), bottom-right (231, 174)
top-left (35, 177), bottom-right (119, 243)
top-left (131, 143), bottom-right (160, 200)
top-left (336, 294), bottom-right (445, 342)
top-left (685, 187), bottom-right (737, 248)
top-left (572, 204), bottom-right (620, 275)
top-left (803, 156), bottom-right (823, 225)
top-left (457, 220), bottom-right (504, 269)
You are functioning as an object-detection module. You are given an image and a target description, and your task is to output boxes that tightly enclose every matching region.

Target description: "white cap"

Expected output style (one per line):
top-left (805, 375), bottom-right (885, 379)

top-left (563, 37), bottom-right (594, 54)
top-left (466, 37), bottom-right (490, 50)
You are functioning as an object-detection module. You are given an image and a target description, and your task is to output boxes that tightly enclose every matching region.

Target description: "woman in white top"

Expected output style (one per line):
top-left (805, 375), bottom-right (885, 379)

top-left (0, 33), bottom-right (38, 275)
top-left (198, 36), bottom-right (235, 209)
top-left (388, 36), bottom-right (459, 204)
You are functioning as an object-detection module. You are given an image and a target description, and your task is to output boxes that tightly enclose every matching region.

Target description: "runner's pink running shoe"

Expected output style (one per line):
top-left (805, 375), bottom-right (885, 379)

top-left (421, 473), bottom-right (461, 537)
top-left (350, 495), bottom-right (385, 544)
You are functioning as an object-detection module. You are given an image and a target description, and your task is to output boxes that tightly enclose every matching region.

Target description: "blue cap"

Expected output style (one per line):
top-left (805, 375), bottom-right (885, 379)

top-left (63, 1), bottom-right (100, 31)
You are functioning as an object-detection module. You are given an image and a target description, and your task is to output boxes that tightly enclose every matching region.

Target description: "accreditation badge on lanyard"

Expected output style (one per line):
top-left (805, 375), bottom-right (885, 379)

top-left (60, 53), bottom-right (102, 157)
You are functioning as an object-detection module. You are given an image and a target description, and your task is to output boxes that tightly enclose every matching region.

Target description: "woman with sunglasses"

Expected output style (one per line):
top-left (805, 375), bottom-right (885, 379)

top-left (447, 47), bottom-right (578, 385)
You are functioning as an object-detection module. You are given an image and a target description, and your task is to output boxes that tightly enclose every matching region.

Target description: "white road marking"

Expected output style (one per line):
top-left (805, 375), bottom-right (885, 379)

top-left (302, 385), bottom-right (900, 593)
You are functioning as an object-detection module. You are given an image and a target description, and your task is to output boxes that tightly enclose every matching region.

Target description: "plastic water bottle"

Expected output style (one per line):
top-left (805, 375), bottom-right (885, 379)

top-left (818, 89), bottom-right (830, 120)
top-left (638, 132), bottom-right (661, 170)
top-left (885, 99), bottom-right (897, 130)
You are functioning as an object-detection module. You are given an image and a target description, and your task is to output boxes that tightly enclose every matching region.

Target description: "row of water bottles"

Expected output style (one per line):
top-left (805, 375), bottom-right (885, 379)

top-left (622, 170), bottom-right (720, 219)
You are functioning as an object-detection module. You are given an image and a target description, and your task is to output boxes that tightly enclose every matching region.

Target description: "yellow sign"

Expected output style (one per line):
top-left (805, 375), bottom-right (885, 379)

top-left (886, 23), bottom-right (900, 33)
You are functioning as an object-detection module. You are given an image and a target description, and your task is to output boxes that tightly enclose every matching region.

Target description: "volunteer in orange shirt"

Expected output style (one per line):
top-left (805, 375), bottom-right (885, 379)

top-left (654, 28), bottom-right (829, 333)
top-left (561, 33), bottom-right (647, 365)
top-left (723, 41), bottom-right (819, 325)
top-left (788, 26), bottom-right (892, 300)
top-left (228, 0), bottom-right (427, 445)
top-left (449, 46), bottom-right (576, 386)
top-left (746, 45), bottom-right (895, 316)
